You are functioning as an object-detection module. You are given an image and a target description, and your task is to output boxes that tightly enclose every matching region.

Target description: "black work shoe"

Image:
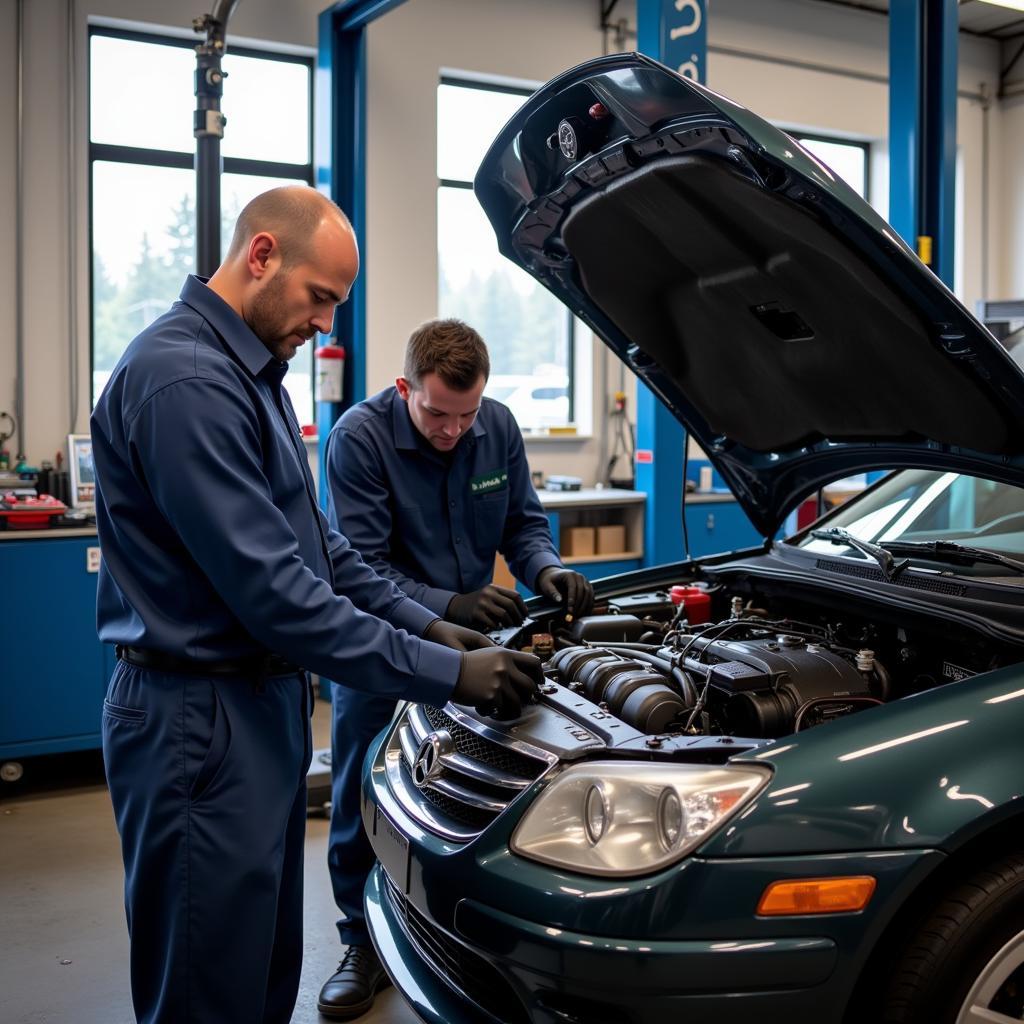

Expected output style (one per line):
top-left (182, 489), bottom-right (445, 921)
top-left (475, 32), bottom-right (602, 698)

top-left (317, 944), bottom-right (392, 1019)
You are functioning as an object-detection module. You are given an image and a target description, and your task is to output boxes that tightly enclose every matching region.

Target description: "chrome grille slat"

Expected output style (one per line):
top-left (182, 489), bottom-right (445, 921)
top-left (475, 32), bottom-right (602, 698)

top-left (398, 722), bottom-right (419, 765)
top-left (383, 746), bottom-right (480, 842)
top-left (429, 775), bottom-right (507, 812)
top-left (441, 750), bottom-right (531, 791)
top-left (406, 705), bottom-right (529, 791)
top-left (387, 703), bottom-right (552, 841)
top-left (424, 703), bottom-right (553, 775)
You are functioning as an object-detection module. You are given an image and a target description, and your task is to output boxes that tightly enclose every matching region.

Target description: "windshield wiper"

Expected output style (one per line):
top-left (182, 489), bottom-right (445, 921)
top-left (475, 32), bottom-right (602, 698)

top-left (811, 528), bottom-right (910, 582)
top-left (880, 540), bottom-right (1024, 575)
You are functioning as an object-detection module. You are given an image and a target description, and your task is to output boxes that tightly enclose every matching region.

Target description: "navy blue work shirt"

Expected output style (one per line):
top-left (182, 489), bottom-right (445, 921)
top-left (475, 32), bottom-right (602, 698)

top-left (324, 387), bottom-right (561, 617)
top-left (90, 276), bottom-right (460, 705)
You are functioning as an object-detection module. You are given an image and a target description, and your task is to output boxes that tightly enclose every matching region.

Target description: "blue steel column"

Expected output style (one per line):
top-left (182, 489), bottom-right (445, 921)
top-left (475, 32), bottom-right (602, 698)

top-left (315, 1), bottom-right (408, 503)
top-left (635, 0), bottom-right (707, 565)
top-left (889, 0), bottom-right (958, 288)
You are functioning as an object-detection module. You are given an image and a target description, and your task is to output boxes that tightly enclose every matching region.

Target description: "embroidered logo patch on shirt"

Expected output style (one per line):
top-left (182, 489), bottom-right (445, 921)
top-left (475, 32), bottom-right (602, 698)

top-left (470, 469), bottom-right (508, 495)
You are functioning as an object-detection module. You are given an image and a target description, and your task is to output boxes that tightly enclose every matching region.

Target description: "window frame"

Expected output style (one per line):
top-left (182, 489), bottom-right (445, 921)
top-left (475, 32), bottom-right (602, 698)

top-left (789, 130), bottom-right (871, 204)
top-left (87, 25), bottom-right (315, 409)
top-left (437, 74), bottom-right (576, 430)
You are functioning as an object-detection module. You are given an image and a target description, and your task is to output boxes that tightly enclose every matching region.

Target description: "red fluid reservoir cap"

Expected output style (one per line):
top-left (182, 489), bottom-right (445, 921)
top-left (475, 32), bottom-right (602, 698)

top-left (670, 585), bottom-right (712, 624)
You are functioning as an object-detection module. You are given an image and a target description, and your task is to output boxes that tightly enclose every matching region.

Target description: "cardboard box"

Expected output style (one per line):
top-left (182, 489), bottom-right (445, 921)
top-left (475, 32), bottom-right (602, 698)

top-left (596, 524), bottom-right (626, 555)
top-left (492, 553), bottom-right (516, 589)
top-left (562, 526), bottom-right (595, 557)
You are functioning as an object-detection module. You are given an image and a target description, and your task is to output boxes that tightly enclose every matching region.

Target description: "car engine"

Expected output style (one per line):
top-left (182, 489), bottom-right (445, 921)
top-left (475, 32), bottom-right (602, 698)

top-left (548, 624), bottom-right (883, 738)
top-left (485, 575), bottom-right (1005, 741)
top-left (383, 571), bottom-right (1017, 842)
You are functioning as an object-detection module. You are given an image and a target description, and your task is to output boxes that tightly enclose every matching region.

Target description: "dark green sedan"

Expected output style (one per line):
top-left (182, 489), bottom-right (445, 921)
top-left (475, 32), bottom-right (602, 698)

top-left (361, 54), bottom-right (1024, 1024)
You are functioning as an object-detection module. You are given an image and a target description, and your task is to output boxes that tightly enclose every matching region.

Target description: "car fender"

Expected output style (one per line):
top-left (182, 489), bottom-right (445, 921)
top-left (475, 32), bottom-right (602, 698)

top-left (700, 662), bottom-right (1024, 858)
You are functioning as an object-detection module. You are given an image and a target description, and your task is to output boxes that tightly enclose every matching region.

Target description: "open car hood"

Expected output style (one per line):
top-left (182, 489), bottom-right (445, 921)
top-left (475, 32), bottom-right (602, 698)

top-left (473, 53), bottom-right (1024, 536)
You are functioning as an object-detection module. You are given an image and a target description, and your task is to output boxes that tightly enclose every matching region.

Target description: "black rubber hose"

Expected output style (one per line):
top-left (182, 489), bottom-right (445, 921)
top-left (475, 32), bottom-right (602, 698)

top-left (871, 659), bottom-right (893, 702)
top-left (670, 666), bottom-right (699, 708)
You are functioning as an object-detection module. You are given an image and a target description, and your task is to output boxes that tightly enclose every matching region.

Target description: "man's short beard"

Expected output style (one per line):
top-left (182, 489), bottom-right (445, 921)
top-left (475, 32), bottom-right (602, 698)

top-left (247, 270), bottom-right (296, 361)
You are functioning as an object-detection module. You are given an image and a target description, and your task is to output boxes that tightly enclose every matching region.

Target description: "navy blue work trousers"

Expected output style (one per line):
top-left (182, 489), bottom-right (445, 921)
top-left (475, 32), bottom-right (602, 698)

top-left (327, 682), bottom-right (396, 947)
top-left (102, 661), bottom-right (312, 1024)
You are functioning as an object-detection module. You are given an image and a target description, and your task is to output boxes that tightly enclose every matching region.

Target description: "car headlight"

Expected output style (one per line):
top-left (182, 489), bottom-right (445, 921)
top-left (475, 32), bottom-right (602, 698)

top-left (510, 761), bottom-right (771, 877)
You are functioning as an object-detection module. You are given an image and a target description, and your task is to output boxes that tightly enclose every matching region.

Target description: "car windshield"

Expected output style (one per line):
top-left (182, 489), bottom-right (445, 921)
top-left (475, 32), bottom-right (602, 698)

top-left (794, 470), bottom-right (1024, 559)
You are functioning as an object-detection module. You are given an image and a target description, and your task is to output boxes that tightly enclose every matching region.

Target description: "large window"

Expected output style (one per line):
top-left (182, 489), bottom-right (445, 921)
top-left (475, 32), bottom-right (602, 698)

top-left (89, 28), bottom-right (315, 424)
top-left (437, 78), bottom-right (576, 433)
top-left (793, 134), bottom-right (869, 201)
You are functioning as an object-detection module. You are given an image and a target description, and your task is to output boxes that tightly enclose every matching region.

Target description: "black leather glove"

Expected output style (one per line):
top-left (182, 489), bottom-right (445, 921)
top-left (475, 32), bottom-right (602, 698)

top-left (424, 618), bottom-right (496, 652)
top-left (446, 584), bottom-right (529, 631)
top-left (452, 648), bottom-right (543, 720)
top-left (535, 566), bottom-right (595, 617)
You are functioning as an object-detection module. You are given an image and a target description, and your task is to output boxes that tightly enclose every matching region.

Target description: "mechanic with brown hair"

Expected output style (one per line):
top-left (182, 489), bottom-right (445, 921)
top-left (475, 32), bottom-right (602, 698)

top-left (318, 318), bottom-right (594, 1017)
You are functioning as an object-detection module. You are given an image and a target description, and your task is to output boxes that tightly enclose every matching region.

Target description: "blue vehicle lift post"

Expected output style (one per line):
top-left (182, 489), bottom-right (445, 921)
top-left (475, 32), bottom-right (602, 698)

top-left (889, 0), bottom-right (958, 289)
top-left (315, 0), bottom-right (408, 500)
top-left (635, 0), bottom-right (707, 566)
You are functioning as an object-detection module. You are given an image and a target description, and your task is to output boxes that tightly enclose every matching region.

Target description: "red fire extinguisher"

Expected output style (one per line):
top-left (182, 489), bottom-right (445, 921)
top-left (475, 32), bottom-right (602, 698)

top-left (315, 344), bottom-right (346, 404)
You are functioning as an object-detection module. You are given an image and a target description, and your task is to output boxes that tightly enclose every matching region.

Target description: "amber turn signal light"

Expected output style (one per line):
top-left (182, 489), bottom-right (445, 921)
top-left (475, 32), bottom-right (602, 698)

top-left (757, 876), bottom-right (877, 916)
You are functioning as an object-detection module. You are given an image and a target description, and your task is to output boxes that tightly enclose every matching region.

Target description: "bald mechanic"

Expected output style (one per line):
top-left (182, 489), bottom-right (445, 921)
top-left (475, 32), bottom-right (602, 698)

top-left (90, 187), bottom-right (542, 1024)
top-left (317, 318), bottom-right (593, 1018)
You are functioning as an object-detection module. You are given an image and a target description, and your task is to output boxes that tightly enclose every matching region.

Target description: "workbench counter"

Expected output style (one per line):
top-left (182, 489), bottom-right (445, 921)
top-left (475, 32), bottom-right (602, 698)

top-left (0, 526), bottom-right (97, 541)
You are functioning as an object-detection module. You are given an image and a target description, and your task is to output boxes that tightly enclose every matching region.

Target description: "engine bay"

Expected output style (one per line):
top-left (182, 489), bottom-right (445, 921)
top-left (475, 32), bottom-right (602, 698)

top-left (485, 568), bottom-right (1022, 744)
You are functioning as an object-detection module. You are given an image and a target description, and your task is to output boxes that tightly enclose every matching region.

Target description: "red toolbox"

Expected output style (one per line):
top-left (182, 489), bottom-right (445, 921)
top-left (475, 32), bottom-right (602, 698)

top-left (0, 492), bottom-right (68, 530)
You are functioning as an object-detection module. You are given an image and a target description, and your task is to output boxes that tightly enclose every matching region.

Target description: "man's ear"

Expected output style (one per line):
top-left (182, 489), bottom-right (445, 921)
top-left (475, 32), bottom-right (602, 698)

top-left (247, 232), bottom-right (278, 279)
top-left (395, 377), bottom-right (412, 401)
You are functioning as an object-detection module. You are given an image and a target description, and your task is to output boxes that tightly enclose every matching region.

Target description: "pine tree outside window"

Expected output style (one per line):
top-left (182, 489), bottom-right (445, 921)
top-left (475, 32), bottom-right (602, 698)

top-left (89, 28), bottom-right (315, 424)
top-left (437, 78), bottom-right (578, 433)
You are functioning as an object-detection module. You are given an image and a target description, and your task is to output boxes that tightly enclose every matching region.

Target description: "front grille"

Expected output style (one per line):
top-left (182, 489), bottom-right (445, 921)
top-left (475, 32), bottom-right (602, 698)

top-left (816, 558), bottom-right (967, 595)
top-left (398, 759), bottom-right (494, 830)
top-left (384, 703), bottom-right (553, 841)
top-left (383, 870), bottom-right (529, 1024)
top-left (422, 704), bottom-right (544, 778)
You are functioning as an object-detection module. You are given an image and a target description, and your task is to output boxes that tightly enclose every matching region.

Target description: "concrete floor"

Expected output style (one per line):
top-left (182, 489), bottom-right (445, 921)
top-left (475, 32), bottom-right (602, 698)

top-left (0, 699), bottom-right (421, 1024)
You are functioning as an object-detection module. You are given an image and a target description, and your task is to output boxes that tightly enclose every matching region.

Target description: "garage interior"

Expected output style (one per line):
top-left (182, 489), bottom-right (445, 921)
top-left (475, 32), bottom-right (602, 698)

top-left (3, 1), bottom-right (1024, 1022)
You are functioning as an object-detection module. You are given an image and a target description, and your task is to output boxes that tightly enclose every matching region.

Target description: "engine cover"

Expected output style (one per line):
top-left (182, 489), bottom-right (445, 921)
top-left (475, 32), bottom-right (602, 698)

top-left (695, 633), bottom-right (872, 736)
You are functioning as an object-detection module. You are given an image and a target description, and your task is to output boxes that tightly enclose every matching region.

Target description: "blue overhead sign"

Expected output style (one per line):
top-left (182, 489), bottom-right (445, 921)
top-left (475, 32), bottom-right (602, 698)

top-left (637, 0), bottom-right (707, 84)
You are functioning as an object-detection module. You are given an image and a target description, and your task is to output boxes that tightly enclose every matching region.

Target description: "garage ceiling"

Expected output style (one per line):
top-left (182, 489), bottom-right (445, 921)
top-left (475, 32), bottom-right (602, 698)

top-left (809, 0), bottom-right (1024, 40)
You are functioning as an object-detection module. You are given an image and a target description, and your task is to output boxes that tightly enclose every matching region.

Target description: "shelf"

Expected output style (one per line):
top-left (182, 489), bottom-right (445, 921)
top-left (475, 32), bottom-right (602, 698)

top-left (685, 491), bottom-right (738, 504)
top-left (539, 488), bottom-right (646, 510)
top-left (562, 550), bottom-right (642, 565)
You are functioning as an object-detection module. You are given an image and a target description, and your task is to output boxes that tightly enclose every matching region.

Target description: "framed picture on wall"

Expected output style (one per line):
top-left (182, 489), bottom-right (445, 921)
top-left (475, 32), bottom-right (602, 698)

top-left (67, 434), bottom-right (96, 512)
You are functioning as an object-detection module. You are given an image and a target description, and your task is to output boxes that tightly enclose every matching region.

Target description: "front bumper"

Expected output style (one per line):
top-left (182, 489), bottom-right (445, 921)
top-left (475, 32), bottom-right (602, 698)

top-left (363, 722), bottom-right (943, 1024)
top-left (367, 862), bottom-right (842, 1024)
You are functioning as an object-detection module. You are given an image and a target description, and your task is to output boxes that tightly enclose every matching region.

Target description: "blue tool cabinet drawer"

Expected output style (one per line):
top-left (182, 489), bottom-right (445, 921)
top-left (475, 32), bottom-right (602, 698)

top-left (684, 501), bottom-right (762, 557)
top-left (0, 535), bottom-right (111, 759)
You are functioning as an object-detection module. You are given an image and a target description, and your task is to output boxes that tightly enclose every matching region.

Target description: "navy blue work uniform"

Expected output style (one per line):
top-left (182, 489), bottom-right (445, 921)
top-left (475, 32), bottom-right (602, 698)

top-left (91, 279), bottom-right (461, 1024)
top-left (323, 386), bottom-right (561, 947)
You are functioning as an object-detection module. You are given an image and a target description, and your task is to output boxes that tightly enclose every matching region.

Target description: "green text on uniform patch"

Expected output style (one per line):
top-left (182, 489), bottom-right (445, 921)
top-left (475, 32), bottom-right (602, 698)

top-left (470, 469), bottom-right (508, 495)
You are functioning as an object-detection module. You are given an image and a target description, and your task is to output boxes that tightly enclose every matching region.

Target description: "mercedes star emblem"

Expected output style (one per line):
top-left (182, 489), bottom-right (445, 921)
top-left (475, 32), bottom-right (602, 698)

top-left (412, 730), bottom-right (452, 789)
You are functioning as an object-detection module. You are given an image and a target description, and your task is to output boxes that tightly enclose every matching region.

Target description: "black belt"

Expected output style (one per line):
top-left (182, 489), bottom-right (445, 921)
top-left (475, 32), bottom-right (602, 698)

top-left (116, 645), bottom-right (302, 679)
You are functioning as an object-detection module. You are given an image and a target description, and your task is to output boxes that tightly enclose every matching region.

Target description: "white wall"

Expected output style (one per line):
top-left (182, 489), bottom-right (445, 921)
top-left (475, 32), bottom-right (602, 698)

top-left (364, 0), bottom-right (609, 485)
top-left (0, 4), bottom-right (19, 458)
top-left (0, 0), bottom-right (1017, 480)
top-left (997, 38), bottom-right (1024, 300)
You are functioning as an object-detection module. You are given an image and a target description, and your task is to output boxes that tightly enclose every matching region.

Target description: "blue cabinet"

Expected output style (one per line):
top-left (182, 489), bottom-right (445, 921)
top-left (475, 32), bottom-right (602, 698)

top-left (0, 533), bottom-right (111, 760)
top-left (683, 499), bottom-right (762, 557)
